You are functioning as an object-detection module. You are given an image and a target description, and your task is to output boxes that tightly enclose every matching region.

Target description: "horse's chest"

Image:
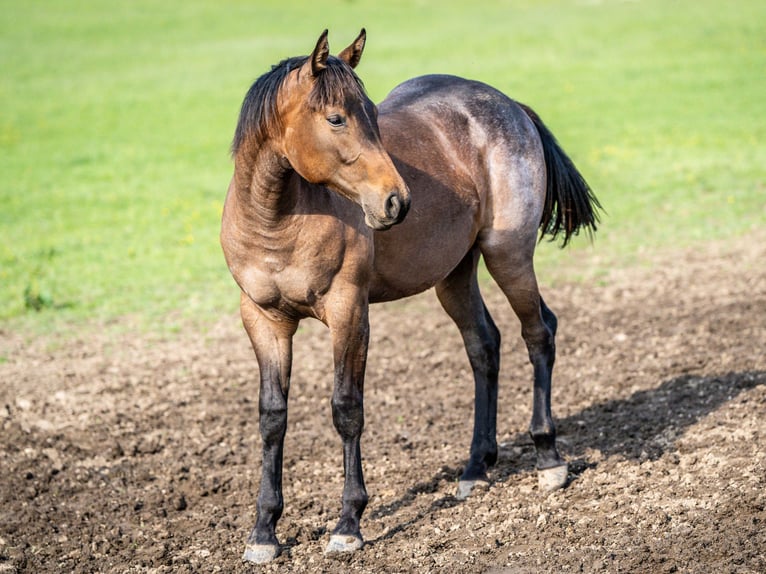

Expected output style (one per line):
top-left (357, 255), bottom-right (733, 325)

top-left (234, 252), bottom-right (337, 315)
top-left (222, 211), bottom-right (362, 316)
top-left (239, 262), bottom-right (320, 307)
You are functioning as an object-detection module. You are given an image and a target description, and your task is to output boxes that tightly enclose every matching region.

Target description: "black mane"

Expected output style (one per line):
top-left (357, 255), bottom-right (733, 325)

top-left (231, 55), bottom-right (367, 155)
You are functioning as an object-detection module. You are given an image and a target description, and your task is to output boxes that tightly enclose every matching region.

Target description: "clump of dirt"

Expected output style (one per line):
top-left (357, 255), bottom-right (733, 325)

top-left (1, 235), bottom-right (764, 573)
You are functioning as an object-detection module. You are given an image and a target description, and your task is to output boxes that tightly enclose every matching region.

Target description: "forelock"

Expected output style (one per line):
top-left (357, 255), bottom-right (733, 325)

top-left (307, 56), bottom-right (368, 110)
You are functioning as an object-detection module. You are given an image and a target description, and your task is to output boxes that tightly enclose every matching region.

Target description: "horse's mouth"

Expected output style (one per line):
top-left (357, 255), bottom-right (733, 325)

top-left (364, 213), bottom-right (396, 231)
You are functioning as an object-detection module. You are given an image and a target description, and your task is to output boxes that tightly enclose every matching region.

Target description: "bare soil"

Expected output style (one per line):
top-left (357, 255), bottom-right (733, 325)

top-left (1, 236), bottom-right (765, 573)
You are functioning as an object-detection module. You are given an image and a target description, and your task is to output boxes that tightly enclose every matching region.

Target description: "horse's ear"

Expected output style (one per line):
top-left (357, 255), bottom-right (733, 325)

top-left (338, 28), bottom-right (366, 69)
top-left (310, 29), bottom-right (330, 75)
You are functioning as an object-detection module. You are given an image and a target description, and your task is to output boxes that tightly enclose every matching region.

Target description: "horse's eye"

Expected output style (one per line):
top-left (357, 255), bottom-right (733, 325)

top-left (327, 114), bottom-right (345, 127)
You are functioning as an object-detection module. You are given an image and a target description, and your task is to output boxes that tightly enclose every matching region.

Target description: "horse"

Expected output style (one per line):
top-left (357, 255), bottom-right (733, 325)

top-left (220, 29), bottom-right (600, 564)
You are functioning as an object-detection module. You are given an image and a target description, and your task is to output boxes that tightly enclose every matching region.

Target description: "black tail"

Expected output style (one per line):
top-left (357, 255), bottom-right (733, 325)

top-left (520, 104), bottom-right (602, 246)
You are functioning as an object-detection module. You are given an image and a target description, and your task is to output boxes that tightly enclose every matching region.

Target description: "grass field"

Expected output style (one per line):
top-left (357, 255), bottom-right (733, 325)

top-left (1, 0), bottom-right (764, 334)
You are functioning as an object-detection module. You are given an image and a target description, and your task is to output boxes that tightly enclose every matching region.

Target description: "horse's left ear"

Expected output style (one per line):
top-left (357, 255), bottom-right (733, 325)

top-left (338, 28), bottom-right (366, 69)
top-left (310, 29), bottom-right (330, 75)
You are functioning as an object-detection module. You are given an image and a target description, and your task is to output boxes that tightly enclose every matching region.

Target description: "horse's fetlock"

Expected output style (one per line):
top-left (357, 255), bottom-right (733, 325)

top-left (256, 494), bottom-right (284, 518)
top-left (529, 423), bottom-right (556, 442)
top-left (484, 445), bottom-right (499, 467)
top-left (333, 516), bottom-right (363, 537)
top-left (343, 491), bottom-right (369, 512)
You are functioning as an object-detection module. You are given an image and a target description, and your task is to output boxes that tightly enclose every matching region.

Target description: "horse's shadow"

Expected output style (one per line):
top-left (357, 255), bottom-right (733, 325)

top-left (366, 369), bottom-right (765, 545)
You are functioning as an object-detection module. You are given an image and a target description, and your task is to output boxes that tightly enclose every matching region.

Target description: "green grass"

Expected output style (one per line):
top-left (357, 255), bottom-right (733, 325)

top-left (1, 0), bottom-right (764, 333)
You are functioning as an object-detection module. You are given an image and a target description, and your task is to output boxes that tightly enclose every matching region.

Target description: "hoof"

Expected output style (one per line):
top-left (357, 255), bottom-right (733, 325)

top-left (242, 543), bottom-right (279, 564)
top-left (455, 478), bottom-right (489, 500)
top-left (324, 534), bottom-right (364, 554)
top-left (538, 463), bottom-right (568, 492)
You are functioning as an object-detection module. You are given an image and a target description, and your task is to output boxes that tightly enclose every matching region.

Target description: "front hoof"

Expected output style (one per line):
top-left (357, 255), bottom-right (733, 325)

top-left (324, 534), bottom-right (364, 554)
top-left (455, 478), bottom-right (489, 500)
top-left (538, 463), bottom-right (568, 492)
top-left (243, 543), bottom-right (279, 564)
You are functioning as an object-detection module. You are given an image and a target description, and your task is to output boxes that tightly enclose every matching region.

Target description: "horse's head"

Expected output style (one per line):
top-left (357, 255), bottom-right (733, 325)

top-left (277, 30), bottom-right (410, 230)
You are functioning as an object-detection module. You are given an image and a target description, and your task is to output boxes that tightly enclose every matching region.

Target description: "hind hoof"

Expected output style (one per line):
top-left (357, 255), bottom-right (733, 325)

top-left (324, 534), bottom-right (364, 554)
top-left (242, 543), bottom-right (279, 564)
top-left (538, 463), bottom-right (568, 492)
top-left (455, 478), bottom-right (489, 500)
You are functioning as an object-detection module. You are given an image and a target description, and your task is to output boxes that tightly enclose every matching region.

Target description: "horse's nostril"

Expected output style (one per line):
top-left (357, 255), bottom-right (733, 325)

top-left (385, 193), bottom-right (401, 220)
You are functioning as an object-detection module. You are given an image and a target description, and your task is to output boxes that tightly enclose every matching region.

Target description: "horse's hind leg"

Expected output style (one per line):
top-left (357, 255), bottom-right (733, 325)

top-left (435, 247), bottom-right (501, 499)
top-left (481, 242), bottom-right (568, 492)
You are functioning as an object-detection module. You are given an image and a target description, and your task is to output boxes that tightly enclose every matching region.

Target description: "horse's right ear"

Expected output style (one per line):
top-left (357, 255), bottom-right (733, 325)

top-left (310, 29), bottom-right (330, 75)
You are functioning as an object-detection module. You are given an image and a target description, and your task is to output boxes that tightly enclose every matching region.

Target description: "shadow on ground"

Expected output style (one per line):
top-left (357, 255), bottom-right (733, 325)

top-left (366, 369), bottom-right (766, 539)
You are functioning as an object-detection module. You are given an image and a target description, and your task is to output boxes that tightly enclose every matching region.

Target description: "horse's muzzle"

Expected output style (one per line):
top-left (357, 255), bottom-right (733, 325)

top-left (363, 188), bottom-right (410, 230)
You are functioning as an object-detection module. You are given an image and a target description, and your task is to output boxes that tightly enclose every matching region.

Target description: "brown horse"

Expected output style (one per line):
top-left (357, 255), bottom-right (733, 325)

top-left (221, 29), bottom-right (600, 564)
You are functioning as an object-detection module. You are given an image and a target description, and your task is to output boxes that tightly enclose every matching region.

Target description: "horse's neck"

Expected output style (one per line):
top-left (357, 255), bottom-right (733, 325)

top-left (232, 144), bottom-right (297, 230)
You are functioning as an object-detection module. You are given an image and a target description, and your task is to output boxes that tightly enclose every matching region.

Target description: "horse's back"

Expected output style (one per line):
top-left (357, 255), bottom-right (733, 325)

top-left (369, 75), bottom-right (545, 303)
top-left (380, 74), bottom-right (501, 108)
top-left (379, 74), bottom-right (536, 143)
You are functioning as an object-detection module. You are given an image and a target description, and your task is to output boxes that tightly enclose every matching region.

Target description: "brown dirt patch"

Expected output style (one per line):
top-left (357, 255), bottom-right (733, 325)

top-left (1, 236), bottom-right (765, 573)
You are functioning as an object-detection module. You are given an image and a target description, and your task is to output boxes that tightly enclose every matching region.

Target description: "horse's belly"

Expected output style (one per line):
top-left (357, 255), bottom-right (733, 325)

top-left (371, 112), bottom-right (484, 301)
top-left (369, 207), bottom-right (478, 302)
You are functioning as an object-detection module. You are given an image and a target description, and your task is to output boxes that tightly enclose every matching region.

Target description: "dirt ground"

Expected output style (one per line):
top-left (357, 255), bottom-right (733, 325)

top-left (1, 235), bottom-right (764, 574)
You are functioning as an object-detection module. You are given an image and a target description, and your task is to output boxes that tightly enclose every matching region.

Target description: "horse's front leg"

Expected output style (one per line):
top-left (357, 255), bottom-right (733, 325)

top-left (324, 294), bottom-right (370, 554)
top-left (239, 294), bottom-right (298, 564)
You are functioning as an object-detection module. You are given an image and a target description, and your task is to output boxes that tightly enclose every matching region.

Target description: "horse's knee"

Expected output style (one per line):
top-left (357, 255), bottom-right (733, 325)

top-left (259, 404), bottom-right (287, 444)
top-left (331, 392), bottom-right (364, 438)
